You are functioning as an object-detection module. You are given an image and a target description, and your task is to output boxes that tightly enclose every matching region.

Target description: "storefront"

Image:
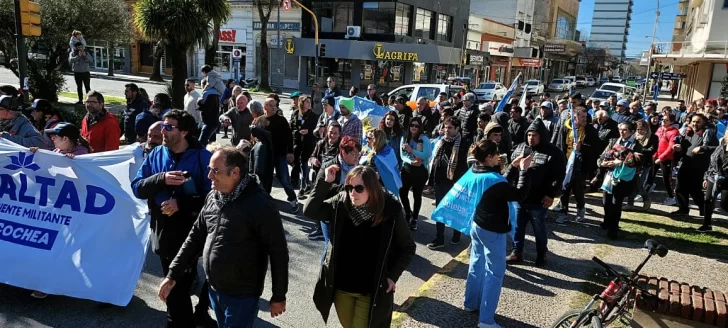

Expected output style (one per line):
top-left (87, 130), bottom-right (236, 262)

top-left (292, 39), bottom-right (463, 94)
top-left (254, 20), bottom-right (301, 88)
top-left (85, 40), bottom-right (131, 74)
top-left (541, 42), bottom-right (583, 82)
top-left (481, 41), bottom-right (514, 85)
top-left (510, 58), bottom-right (541, 82)
top-left (462, 50), bottom-right (491, 86)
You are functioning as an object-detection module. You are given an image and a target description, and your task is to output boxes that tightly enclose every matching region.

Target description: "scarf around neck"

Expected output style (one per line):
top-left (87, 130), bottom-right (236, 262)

top-left (0, 115), bottom-right (20, 133)
top-left (348, 201), bottom-right (375, 226)
top-left (432, 134), bottom-right (461, 180)
top-left (219, 174), bottom-right (253, 206)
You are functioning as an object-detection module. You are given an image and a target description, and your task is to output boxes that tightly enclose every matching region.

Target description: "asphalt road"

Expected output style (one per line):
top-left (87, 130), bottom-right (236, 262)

top-left (0, 68), bottom-right (470, 328)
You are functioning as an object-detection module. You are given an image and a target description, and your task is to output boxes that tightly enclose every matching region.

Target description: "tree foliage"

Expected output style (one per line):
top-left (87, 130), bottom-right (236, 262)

top-left (134, 0), bottom-right (229, 107)
top-left (0, 0), bottom-right (130, 101)
top-left (582, 47), bottom-right (616, 77)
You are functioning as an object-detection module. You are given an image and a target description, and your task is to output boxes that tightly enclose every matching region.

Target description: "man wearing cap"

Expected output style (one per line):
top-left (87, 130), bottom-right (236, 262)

top-left (479, 102), bottom-right (494, 116)
top-left (290, 91), bottom-right (302, 114)
top-left (0, 95), bottom-right (43, 147)
top-left (337, 97), bottom-right (362, 142)
top-left (29, 99), bottom-right (63, 150)
top-left (316, 95), bottom-right (341, 138)
top-left (611, 99), bottom-right (637, 124)
top-left (457, 93), bottom-right (480, 143)
top-left (365, 84), bottom-right (383, 106)
top-left (537, 101), bottom-right (558, 141)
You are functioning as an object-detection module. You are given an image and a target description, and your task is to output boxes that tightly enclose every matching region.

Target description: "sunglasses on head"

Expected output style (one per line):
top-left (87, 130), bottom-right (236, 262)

top-left (345, 184), bottom-right (365, 193)
top-left (160, 123), bottom-right (177, 132)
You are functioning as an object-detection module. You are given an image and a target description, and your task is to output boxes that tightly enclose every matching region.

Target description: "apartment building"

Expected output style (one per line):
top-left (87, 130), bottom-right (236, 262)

top-left (588, 0), bottom-right (633, 63)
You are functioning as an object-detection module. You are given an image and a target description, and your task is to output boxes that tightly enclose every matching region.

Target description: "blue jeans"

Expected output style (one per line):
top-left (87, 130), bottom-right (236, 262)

top-left (275, 156), bottom-right (297, 201)
top-left (208, 287), bottom-right (259, 328)
top-left (512, 204), bottom-right (548, 256)
top-left (320, 221), bottom-right (331, 264)
top-left (628, 166), bottom-right (652, 206)
top-left (464, 222), bottom-right (506, 325)
top-left (199, 121), bottom-right (219, 146)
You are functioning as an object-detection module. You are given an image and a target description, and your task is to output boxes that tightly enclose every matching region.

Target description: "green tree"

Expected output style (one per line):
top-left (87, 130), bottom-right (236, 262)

top-left (135, 0), bottom-right (229, 107)
top-left (201, 0), bottom-right (231, 66)
top-left (0, 0), bottom-right (130, 101)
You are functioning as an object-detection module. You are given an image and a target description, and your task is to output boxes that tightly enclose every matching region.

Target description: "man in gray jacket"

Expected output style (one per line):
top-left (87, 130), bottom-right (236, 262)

top-left (69, 42), bottom-right (93, 104)
top-left (0, 95), bottom-right (43, 147)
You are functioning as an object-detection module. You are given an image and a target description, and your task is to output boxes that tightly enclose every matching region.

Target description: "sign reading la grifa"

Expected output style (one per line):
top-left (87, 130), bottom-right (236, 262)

top-left (373, 43), bottom-right (419, 62)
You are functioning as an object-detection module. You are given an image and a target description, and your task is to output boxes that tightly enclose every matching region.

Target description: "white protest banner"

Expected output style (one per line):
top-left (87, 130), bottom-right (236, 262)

top-left (0, 140), bottom-right (149, 306)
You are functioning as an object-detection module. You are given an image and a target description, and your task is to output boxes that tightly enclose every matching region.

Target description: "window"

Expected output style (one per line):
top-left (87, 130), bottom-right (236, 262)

top-left (417, 87), bottom-right (440, 100)
top-left (555, 13), bottom-right (575, 40)
top-left (390, 86), bottom-right (414, 100)
top-left (395, 3), bottom-right (412, 36)
top-left (139, 42), bottom-right (154, 67)
top-left (436, 14), bottom-right (452, 42)
top-left (313, 1), bottom-right (354, 33)
top-left (414, 8), bottom-right (432, 39)
top-left (362, 2), bottom-right (396, 34)
top-left (412, 62), bottom-right (427, 82)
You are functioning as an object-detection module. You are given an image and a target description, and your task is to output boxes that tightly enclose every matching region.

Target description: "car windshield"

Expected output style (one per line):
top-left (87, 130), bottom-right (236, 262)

top-left (591, 90), bottom-right (615, 98)
top-left (551, 79), bottom-right (564, 84)
top-left (526, 81), bottom-right (539, 85)
top-left (477, 83), bottom-right (495, 89)
top-left (600, 85), bottom-right (623, 92)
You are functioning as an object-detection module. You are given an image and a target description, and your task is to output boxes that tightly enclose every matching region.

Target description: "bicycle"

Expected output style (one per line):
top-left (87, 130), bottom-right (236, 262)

top-left (550, 239), bottom-right (669, 328)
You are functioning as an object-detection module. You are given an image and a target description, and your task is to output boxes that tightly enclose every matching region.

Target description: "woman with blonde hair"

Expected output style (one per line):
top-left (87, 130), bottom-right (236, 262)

top-left (303, 165), bottom-right (415, 328)
top-left (361, 128), bottom-right (402, 195)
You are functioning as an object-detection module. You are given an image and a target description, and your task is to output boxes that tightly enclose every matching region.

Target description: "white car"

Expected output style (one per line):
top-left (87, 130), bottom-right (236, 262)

top-left (575, 76), bottom-right (587, 88)
top-left (597, 82), bottom-right (633, 99)
top-left (562, 76), bottom-right (577, 89)
top-left (611, 76), bottom-right (623, 83)
top-left (520, 80), bottom-right (544, 95)
top-left (586, 77), bottom-right (596, 87)
top-left (473, 82), bottom-right (508, 102)
top-left (588, 90), bottom-right (618, 104)
top-left (387, 84), bottom-right (465, 110)
top-left (548, 79), bottom-right (570, 92)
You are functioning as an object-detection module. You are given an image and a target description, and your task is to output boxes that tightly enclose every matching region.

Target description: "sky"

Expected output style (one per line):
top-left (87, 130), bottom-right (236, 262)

top-left (576, 0), bottom-right (679, 58)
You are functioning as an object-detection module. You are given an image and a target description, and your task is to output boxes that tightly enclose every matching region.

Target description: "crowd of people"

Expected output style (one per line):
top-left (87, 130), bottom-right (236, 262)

top-left (0, 64), bottom-right (725, 328)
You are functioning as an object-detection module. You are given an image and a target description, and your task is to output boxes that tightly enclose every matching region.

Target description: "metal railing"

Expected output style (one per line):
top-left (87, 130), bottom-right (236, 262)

top-left (651, 41), bottom-right (728, 58)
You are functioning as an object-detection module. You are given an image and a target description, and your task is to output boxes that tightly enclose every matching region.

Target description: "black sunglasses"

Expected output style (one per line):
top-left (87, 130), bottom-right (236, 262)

top-left (410, 123), bottom-right (420, 128)
top-left (345, 184), bottom-right (365, 193)
top-left (160, 123), bottom-right (177, 132)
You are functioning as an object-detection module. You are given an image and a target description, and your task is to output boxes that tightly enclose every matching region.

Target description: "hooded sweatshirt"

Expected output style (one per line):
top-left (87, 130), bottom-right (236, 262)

top-left (203, 70), bottom-right (226, 96)
top-left (492, 112), bottom-right (513, 156)
top-left (508, 119), bottom-right (566, 205)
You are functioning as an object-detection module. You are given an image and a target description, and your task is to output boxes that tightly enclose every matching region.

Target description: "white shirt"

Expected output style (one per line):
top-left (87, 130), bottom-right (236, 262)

top-left (184, 90), bottom-right (202, 127)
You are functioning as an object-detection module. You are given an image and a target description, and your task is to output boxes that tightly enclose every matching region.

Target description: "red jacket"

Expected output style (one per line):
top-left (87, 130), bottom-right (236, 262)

top-left (81, 111), bottom-right (121, 153)
top-left (654, 125), bottom-right (679, 161)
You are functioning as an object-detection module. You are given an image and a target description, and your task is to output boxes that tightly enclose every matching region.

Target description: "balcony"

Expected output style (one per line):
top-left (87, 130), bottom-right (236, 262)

top-left (650, 41), bottom-right (728, 65)
top-left (678, 0), bottom-right (689, 10)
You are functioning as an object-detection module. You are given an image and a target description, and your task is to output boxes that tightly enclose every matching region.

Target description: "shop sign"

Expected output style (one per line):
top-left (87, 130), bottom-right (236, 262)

top-left (544, 43), bottom-right (566, 53)
top-left (219, 29), bottom-right (245, 43)
top-left (253, 22), bottom-right (301, 31)
top-left (284, 39), bottom-right (295, 54)
top-left (467, 55), bottom-right (485, 65)
top-left (483, 42), bottom-right (514, 57)
top-left (373, 43), bottom-right (419, 61)
top-left (511, 58), bottom-right (541, 67)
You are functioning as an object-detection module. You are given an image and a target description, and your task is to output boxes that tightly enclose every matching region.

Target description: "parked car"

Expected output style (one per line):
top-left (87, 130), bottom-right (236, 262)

top-left (599, 76), bottom-right (610, 85)
top-left (548, 79), bottom-right (571, 92)
top-left (386, 84), bottom-right (465, 110)
top-left (520, 80), bottom-right (544, 95)
top-left (597, 82), bottom-right (634, 99)
top-left (611, 76), bottom-right (623, 83)
top-left (588, 90), bottom-right (618, 104)
top-left (575, 76), bottom-right (587, 88)
top-left (586, 77), bottom-right (596, 87)
top-left (562, 76), bottom-right (577, 89)
top-left (472, 82), bottom-right (508, 102)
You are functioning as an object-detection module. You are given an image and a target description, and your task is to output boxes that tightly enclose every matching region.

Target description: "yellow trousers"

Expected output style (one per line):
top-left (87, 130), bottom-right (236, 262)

top-left (334, 290), bottom-right (371, 328)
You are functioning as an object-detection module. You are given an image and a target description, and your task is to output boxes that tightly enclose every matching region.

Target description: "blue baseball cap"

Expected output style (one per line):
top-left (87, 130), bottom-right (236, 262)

top-left (540, 101), bottom-right (553, 110)
top-left (617, 99), bottom-right (630, 107)
top-left (44, 122), bottom-right (80, 139)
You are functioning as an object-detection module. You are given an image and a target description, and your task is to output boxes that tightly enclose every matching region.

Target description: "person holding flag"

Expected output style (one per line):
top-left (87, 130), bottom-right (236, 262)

top-left (494, 73), bottom-right (522, 113)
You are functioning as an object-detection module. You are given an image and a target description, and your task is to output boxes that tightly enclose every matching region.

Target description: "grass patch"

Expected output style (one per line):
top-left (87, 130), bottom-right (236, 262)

top-left (58, 92), bottom-right (126, 105)
top-left (568, 244), bottom-right (615, 310)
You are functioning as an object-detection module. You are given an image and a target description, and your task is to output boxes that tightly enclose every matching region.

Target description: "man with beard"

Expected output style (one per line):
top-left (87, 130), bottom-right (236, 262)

top-left (183, 79), bottom-right (202, 136)
top-left (81, 91), bottom-right (121, 152)
top-left (457, 93), bottom-right (481, 143)
top-left (132, 110), bottom-right (213, 327)
top-left (337, 97), bottom-right (363, 141)
top-left (672, 113), bottom-right (718, 215)
top-left (508, 106), bottom-right (528, 148)
top-left (142, 121), bottom-right (163, 157)
top-left (506, 118), bottom-right (565, 267)
top-left (124, 83), bottom-right (150, 144)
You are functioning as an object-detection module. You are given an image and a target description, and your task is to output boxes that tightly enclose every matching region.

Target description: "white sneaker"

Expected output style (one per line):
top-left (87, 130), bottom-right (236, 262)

top-left (634, 195), bottom-right (643, 202)
top-left (478, 323), bottom-right (502, 328)
top-left (663, 198), bottom-right (677, 206)
top-left (555, 214), bottom-right (567, 224)
top-left (575, 208), bottom-right (585, 222)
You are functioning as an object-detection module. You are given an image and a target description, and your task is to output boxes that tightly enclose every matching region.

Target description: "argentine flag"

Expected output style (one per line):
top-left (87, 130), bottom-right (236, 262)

top-left (495, 72), bottom-right (522, 112)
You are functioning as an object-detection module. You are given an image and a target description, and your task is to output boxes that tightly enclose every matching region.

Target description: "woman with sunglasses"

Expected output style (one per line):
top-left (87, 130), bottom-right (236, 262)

top-left (361, 128), bottom-right (402, 195)
top-left (303, 165), bottom-right (415, 328)
top-left (399, 116), bottom-right (432, 231)
top-left (378, 111), bottom-right (403, 167)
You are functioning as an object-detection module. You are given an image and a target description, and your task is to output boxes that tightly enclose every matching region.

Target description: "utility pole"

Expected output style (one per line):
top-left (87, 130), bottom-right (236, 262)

top-left (643, 0), bottom-right (660, 100)
top-left (13, 0), bottom-right (27, 102)
top-left (277, 0), bottom-right (281, 87)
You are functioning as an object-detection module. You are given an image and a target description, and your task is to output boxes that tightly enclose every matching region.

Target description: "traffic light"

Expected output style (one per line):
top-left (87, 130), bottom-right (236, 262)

top-left (19, 0), bottom-right (41, 37)
top-left (319, 44), bottom-right (326, 57)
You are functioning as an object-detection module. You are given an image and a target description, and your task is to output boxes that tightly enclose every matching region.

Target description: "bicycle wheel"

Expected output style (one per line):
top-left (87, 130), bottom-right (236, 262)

top-left (551, 309), bottom-right (602, 328)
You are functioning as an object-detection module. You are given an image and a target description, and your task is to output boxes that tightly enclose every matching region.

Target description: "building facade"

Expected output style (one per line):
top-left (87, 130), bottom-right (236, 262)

top-left (531, 0), bottom-right (583, 82)
top-left (654, 0), bottom-right (728, 102)
top-left (291, 0), bottom-right (470, 94)
top-left (588, 0), bottom-right (633, 68)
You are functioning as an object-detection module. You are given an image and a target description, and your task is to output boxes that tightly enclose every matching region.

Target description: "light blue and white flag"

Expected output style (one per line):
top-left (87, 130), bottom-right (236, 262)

top-left (0, 140), bottom-right (149, 306)
top-left (495, 72), bottom-right (522, 112)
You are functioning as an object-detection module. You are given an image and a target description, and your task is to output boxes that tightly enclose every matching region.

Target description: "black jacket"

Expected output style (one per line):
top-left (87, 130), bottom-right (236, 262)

top-left (266, 114), bottom-right (294, 157)
top-left (434, 137), bottom-right (472, 186)
top-left (310, 138), bottom-right (340, 169)
top-left (303, 181), bottom-right (415, 328)
top-left (705, 140), bottom-right (728, 183)
top-left (508, 119), bottom-right (566, 205)
top-left (199, 94), bottom-right (220, 125)
top-left (168, 179), bottom-right (289, 302)
top-left (397, 107), bottom-right (413, 133)
top-left (595, 118), bottom-right (620, 157)
top-left (636, 133), bottom-right (659, 168)
top-left (492, 112), bottom-right (513, 156)
top-left (457, 103), bottom-right (480, 142)
top-left (555, 121), bottom-right (600, 175)
top-left (366, 94), bottom-right (384, 106)
top-left (251, 126), bottom-right (274, 193)
top-left (290, 109), bottom-right (318, 158)
top-left (677, 127), bottom-right (718, 172)
top-left (413, 107), bottom-right (438, 138)
top-left (473, 166), bottom-right (530, 233)
top-left (124, 95), bottom-right (150, 144)
top-left (508, 116), bottom-right (528, 150)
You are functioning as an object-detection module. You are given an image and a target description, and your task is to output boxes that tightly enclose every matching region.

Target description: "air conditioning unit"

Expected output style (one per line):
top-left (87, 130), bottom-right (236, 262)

top-left (346, 26), bottom-right (361, 39)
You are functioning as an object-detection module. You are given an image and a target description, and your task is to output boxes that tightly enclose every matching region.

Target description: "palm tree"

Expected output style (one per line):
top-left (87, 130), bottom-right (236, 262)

top-left (200, 1), bottom-right (232, 66)
top-left (255, 0), bottom-right (277, 91)
top-left (134, 0), bottom-right (229, 107)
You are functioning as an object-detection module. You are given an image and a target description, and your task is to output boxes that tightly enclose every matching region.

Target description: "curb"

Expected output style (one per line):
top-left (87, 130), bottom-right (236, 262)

top-left (391, 247), bottom-right (470, 325)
